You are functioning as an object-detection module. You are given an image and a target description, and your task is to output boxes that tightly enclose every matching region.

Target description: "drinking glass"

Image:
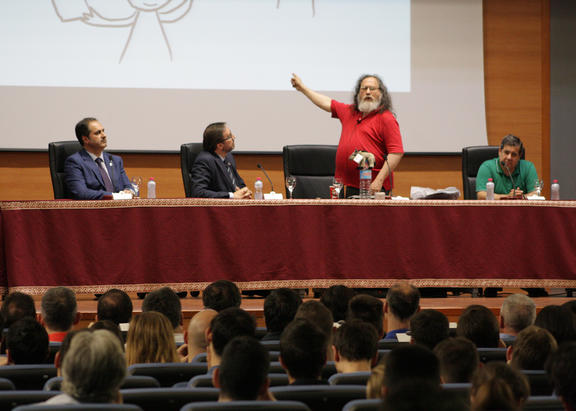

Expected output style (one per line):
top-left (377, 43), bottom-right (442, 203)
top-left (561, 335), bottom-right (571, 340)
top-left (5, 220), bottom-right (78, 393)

top-left (534, 179), bottom-right (544, 196)
top-left (332, 177), bottom-right (343, 198)
top-left (131, 176), bottom-right (142, 198)
top-left (285, 176), bottom-right (297, 199)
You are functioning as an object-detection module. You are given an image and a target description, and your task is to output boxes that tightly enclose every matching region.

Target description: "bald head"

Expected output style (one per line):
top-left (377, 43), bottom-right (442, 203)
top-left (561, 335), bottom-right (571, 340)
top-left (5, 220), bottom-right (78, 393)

top-left (186, 309), bottom-right (218, 361)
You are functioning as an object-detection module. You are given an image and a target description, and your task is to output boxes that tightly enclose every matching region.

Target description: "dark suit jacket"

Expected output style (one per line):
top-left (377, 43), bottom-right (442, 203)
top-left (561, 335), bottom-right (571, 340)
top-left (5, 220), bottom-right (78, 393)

top-left (190, 151), bottom-right (246, 198)
top-left (64, 149), bottom-right (132, 200)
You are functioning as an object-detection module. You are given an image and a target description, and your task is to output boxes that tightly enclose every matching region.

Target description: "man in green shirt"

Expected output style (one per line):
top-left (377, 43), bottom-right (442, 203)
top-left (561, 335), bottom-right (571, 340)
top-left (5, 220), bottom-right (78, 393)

top-left (476, 134), bottom-right (539, 200)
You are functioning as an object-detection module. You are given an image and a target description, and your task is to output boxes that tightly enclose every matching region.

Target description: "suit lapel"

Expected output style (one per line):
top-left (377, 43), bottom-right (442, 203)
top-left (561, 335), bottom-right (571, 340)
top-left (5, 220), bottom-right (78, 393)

top-left (81, 149), bottom-right (105, 188)
top-left (214, 154), bottom-right (235, 190)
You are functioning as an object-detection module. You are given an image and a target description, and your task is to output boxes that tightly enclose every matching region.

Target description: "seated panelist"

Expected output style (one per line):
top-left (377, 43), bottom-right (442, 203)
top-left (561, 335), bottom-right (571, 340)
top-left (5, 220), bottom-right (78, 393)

top-left (191, 122), bottom-right (252, 199)
top-left (65, 117), bottom-right (133, 200)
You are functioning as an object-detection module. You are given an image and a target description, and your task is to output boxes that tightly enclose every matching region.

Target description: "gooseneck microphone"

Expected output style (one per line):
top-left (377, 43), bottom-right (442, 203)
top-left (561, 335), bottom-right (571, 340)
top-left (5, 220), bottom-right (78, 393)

top-left (384, 154), bottom-right (392, 196)
top-left (500, 161), bottom-right (517, 197)
top-left (257, 163), bottom-right (275, 192)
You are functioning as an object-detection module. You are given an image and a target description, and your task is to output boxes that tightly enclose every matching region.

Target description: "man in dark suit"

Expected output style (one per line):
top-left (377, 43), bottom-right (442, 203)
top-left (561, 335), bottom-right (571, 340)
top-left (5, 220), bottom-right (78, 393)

top-left (65, 117), bottom-right (133, 200)
top-left (191, 122), bottom-right (252, 199)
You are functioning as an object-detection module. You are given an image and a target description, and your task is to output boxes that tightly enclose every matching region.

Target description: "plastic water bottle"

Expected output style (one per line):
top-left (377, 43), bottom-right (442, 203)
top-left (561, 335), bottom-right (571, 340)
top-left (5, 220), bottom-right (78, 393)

top-left (551, 179), bottom-right (560, 201)
top-left (486, 178), bottom-right (495, 200)
top-left (359, 169), bottom-right (372, 199)
top-left (254, 178), bottom-right (263, 200)
top-left (147, 178), bottom-right (156, 199)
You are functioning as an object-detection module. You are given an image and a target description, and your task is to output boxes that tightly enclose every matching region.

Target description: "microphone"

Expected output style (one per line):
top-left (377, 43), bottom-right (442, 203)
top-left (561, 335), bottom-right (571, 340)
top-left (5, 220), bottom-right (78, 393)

top-left (357, 118), bottom-right (362, 124)
top-left (500, 160), bottom-right (518, 198)
top-left (257, 163), bottom-right (275, 192)
top-left (383, 154), bottom-right (392, 196)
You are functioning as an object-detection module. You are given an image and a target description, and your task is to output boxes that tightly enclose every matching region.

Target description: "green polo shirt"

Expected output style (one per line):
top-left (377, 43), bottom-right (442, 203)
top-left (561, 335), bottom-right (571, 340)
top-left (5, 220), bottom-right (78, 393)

top-left (476, 158), bottom-right (538, 195)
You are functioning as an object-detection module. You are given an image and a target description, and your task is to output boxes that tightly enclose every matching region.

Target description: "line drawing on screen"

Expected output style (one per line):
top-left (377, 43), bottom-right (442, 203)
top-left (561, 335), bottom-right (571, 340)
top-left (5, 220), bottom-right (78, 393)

top-left (277, 0), bottom-right (315, 16)
top-left (51, 0), bottom-right (193, 63)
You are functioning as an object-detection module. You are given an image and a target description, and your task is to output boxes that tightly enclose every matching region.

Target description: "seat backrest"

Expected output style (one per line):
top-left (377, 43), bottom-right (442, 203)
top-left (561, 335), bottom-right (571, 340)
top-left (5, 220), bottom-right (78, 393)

top-left (0, 377), bottom-right (15, 391)
top-left (121, 387), bottom-right (219, 411)
top-left (522, 370), bottom-right (554, 396)
top-left (13, 404), bottom-right (143, 411)
top-left (270, 385), bottom-right (366, 411)
top-left (0, 365), bottom-right (57, 390)
top-left (48, 141), bottom-right (82, 199)
top-left (328, 372), bottom-right (371, 386)
top-left (0, 390), bottom-right (58, 409)
top-left (476, 347), bottom-right (507, 363)
top-left (342, 399), bottom-right (382, 411)
top-left (282, 145), bottom-right (338, 199)
top-left (522, 395), bottom-right (564, 411)
top-left (128, 363), bottom-right (207, 387)
top-left (180, 143), bottom-right (204, 198)
top-left (181, 400), bottom-right (311, 411)
top-left (44, 375), bottom-right (160, 391)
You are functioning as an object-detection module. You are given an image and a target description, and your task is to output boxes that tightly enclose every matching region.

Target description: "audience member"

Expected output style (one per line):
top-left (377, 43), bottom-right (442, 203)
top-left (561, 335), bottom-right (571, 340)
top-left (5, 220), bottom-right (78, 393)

top-left (535, 304), bottom-right (576, 345)
top-left (333, 319), bottom-right (378, 373)
top-left (213, 336), bottom-right (273, 401)
top-left (457, 304), bottom-right (502, 348)
top-left (383, 344), bottom-right (440, 393)
top-left (366, 362), bottom-right (386, 399)
top-left (280, 318), bottom-right (329, 385)
top-left (6, 318), bottom-right (49, 365)
top-left (381, 379), bottom-right (466, 411)
top-left (434, 337), bottom-right (479, 384)
top-left (96, 289), bottom-right (133, 325)
top-left (546, 342), bottom-right (576, 411)
top-left (203, 280), bottom-right (241, 312)
top-left (470, 362), bottom-right (529, 411)
top-left (262, 288), bottom-right (302, 341)
top-left (126, 311), bottom-right (179, 365)
top-left (499, 294), bottom-right (536, 344)
top-left (320, 285), bottom-right (356, 324)
top-left (41, 329), bottom-right (126, 405)
top-left (0, 292), bottom-right (36, 328)
top-left (206, 307), bottom-right (256, 369)
top-left (507, 325), bottom-right (557, 371)
top-left (89, 320), bottom-right (124, 347)
top-left (40, 287), bottom-right (79, 342)
top-left (347, 294), bottom-right (384, 338)
top-left (295, 300), bottom-right (334, 360)
top-left (181, 309), bottom-right (217, 362)
top-left (54, 329), bottom-right (85, 375)
top-left (410, 309), bottom-right (449, 350)
top-left (383, 282), bottom-right (420, 340)
top-left (142, 287), bottom-right (183, 334)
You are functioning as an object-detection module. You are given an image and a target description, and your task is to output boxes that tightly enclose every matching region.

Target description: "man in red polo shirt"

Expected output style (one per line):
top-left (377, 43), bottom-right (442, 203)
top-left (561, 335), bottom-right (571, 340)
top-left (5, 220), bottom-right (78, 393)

top-left (291, 73), bottom-right (404, 196)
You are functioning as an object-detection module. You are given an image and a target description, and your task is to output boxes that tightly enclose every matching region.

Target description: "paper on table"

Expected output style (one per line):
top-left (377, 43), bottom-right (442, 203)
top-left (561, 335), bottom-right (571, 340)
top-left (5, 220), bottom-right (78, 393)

top-left (112, 192), bottom-right (133, 200)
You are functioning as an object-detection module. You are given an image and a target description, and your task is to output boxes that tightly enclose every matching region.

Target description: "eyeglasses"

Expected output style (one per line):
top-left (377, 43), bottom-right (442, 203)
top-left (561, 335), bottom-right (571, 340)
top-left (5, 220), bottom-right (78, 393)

top-left (221, 133), bottom-right (235, 142)
top-left (360, 86), bottom-right (380, 92)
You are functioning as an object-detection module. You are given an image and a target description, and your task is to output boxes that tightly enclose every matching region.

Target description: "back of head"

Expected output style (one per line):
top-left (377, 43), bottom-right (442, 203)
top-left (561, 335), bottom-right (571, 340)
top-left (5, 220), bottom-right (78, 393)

top-left (500, 294), bottom-right (536, 333)
top-left (382, 379), bottom-right (466, 411)
top-left (142, 287), bottom-right (182, 330)
top-left (471, 362), bottom-right (529, 411)
top-left (218, 336), bottom-right (269, 401)
top-left (347, 294), bottom-right (384, 337)
top-left (510, 325), bottom-right (557, 370)
top-left (333, 319), bottom-right (378, 362)
top-left (384, 344), bottom-right (440, 389)
top-left (410, 309), bottom-right (449, 350)
top-left (187, 309), bottom-right (218, 354)
top-left (202, 280), bottom-right (241, 312)
top-left (90, 320), bottom-right (124, 347)
top-left (434, 337), bottom-right (479, 383)
top-left (264, 288), bottom-right (302, 333)
top-left (386, 283), bottom-right (420, 321)
top-left (457, 305), bottom-right (500, 348)
top-left (294, 300), bottom-right (333, 337)
top-left (62, 329), bottom-right (127, 403)
top-left (126, 311), bottom-right (178, 365)
top-left (535, 304), bottom-right (576, 345)
top-left (546, 341), bottom-right (576, 411)
top-left (6, 318), bottom-right (49, 364)
top-left (320, 285), bottom-right (356, 322)
top-left (1, 292), bottom-right (36, 328)
top-left (41, 287), bottom-right (77, 332)
top-left (280, 318), bottom-right (328, 380)
top-left (210, 307), bottom-right (256, 357)
top-left (97, 289), bottom-right (133, 325)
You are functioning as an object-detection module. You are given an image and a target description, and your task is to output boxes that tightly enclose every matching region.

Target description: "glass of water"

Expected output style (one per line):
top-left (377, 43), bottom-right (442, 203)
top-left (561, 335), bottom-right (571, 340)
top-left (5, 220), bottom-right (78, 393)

top-left (131, 176), bottom-right (142, 198)
top-left (534, 179), bottom-right (544, 196)
top-left (333, 177), bottom-right (343, 198)
top-left (285, 176), bottom-right (297, 199)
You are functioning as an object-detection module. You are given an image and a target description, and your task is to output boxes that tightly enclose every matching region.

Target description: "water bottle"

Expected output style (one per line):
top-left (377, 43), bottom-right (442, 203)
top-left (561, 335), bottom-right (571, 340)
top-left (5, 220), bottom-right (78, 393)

top-left (147, 178), bottom-right (156, 199)
top-left (359, 169), bottom-right (372, 199)
top-left (486, 178), bottom-right (495, 200)
top-left (551, 179), bottom-right (560, 201)
top-left (254, 178), bottom-right (263, 200)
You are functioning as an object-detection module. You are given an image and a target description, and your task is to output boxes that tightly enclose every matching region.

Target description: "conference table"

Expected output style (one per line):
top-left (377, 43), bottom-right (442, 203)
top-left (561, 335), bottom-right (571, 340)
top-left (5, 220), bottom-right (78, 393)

top-left (1, 198), bottom-right (575, 295)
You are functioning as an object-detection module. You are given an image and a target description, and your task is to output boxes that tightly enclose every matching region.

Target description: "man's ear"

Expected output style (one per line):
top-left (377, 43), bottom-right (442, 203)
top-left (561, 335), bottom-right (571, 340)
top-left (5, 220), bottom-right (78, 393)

top-left (384, 302), bottom-right (389, 314)
top-left (332, 345), bottom-right (340, 362)
top-left (54, 351), bottom-right (61, 369)
top-left (506, 345), bottom-right (513, 363)
top-left (370, 353), bottom-right (379, 368)
top-left (38, 314), bottom-right (45, 327)
top-left (6, 349), bottom-right (12, 365)
top-left (184, 330), bottom-right (189, 345)
top-left (205, 328), bottom-right (213, 344)
top-left (212, 367), bottom-right (220, 388)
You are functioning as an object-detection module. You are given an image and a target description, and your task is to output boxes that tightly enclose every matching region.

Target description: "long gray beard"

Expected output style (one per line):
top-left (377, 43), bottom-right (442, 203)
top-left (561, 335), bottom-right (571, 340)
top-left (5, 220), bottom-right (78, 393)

top-left (357, 98), bottom-right (381, 114)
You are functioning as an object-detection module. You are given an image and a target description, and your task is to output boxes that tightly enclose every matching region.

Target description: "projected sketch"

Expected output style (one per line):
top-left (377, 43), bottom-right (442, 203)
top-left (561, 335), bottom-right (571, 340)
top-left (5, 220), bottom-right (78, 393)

top-left (277, 0), bottom-right (316, 16)
top-left (51, 0), bottom-right (193, 63)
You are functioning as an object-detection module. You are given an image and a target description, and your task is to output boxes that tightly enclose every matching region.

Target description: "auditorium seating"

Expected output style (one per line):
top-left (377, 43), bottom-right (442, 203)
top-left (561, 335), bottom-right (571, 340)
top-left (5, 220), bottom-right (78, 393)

top-left (13, 404), bottom-right (143, 411)
top-left (0, 390), bottom-right (58, 409)
top-left (127, 363), bottom-right (207, 387)
top-left (328, 372), bottom-right (371, 386)
top-left (0, 365), bottom-right (57, 390)
top-left (270, 385), bottom-right (366, 411)
top-left (121, 388), bottom-right (218, 411)
top-left (342, 399), bottom-right (381, 411)
top-left (181, 400), bottom-right (311, 411)
top-left (43, 376), bottom-right (161, 391)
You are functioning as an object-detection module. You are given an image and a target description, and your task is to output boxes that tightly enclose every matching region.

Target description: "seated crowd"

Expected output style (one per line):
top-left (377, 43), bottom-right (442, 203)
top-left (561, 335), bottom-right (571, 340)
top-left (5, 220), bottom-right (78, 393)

top-left (0, 282), bottom-right (575, 411)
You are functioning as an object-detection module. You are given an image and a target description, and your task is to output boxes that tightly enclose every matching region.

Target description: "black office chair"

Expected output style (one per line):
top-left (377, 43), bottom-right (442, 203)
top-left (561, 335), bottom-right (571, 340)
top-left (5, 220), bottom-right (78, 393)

top-left (181, 400), bottom-right (311, 411)
top-left (282, 145), bottom-right (338, 199)
top-left (180, 143), bottom-right (204, 198)
top-left (48, 140), bottom-right (82, 199)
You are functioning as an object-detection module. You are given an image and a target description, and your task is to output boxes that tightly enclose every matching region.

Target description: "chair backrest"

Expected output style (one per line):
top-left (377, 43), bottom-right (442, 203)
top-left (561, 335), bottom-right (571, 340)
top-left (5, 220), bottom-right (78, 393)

top-left (0, 377), bottom-right (15, 391)
top-left (377, 339), bottom-right (408, 350)
top-left (121, 388), bottom-right (219, 411)
top-left (522, 395), bottom-right (564, 411)
top-left (328, 372), bottom-right (371, 386)
top-left (0, 390), bottom-right (58, 409)
top-left (342, 399), bottom-right (382, 411)
top-left (180, 143), bottom-right (204, 197)
top-left (44, 375), bottom-right (161, 391)
top-left (0, 365), bottom-right (57, 390)
top-left (282, 145), bottom-right (338, 199)
top-left (181, 400), bottom-right (311, 411)
top-left (476, 348), bottom-right (507, 363)
top-left (521, 370), bottom-right (554, 396)
top-left (48, 141), bottom-right (82, 199)
top-left (14, 404), bottom-right (143, 411)
top-left (128, 363), bottom-right (207, 387)
top-left (188, 372), bottom-right (289, 389)
top-left (270, 385), bottom-right (366, 411)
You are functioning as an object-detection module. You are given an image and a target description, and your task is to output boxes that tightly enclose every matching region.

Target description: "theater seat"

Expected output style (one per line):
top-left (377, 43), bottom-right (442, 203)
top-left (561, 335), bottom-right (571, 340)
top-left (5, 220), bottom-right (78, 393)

top-left (0, 391), bottom-right (58, 409)
top-left (181, 400), bottom-right (311, 411)
top-left (270, 385), bottom-right (366, 411)
top-left (476, 348), bottom-right (507, 363)
top-left (121, 388), bottom-right (218, 411)
top-left (128, 363), bottom-right (207, 387)
top-left (342, 399), bottom-right (382, 411)
top-left (0, 365), bottom-right (57, 390)
top-left (44, 375), bottom-right (160, 391)
top-left (522, 395), bottom-right (564, 411)
top-left (521, 370), bottom-right (554, 396)
top-left (48, 140), bottom-right (82, 199)
top-left (180, 143), bottom-right (203, 197)
top-left (328, 372), bottom-right (371, 386)
top-left (282, 145), bottom-right (338, 199)
top-left (13, 404), bottom-right (143, 411)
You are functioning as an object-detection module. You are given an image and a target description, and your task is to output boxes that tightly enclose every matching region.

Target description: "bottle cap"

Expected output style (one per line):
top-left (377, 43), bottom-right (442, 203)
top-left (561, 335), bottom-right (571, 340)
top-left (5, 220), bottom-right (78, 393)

top-left (256, 177), bottom-right (262, 181)
top-left (553, 179), bottom-right (558, 183)
top-left (149, 178), bottom-right (155, 181)
top-left (488, 178), bottom-right (493, 182)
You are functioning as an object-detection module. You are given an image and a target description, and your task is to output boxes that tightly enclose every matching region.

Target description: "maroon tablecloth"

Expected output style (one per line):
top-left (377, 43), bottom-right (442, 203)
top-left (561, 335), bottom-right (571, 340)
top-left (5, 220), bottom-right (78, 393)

top-left (1, 199), bottom-right (575, 294)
